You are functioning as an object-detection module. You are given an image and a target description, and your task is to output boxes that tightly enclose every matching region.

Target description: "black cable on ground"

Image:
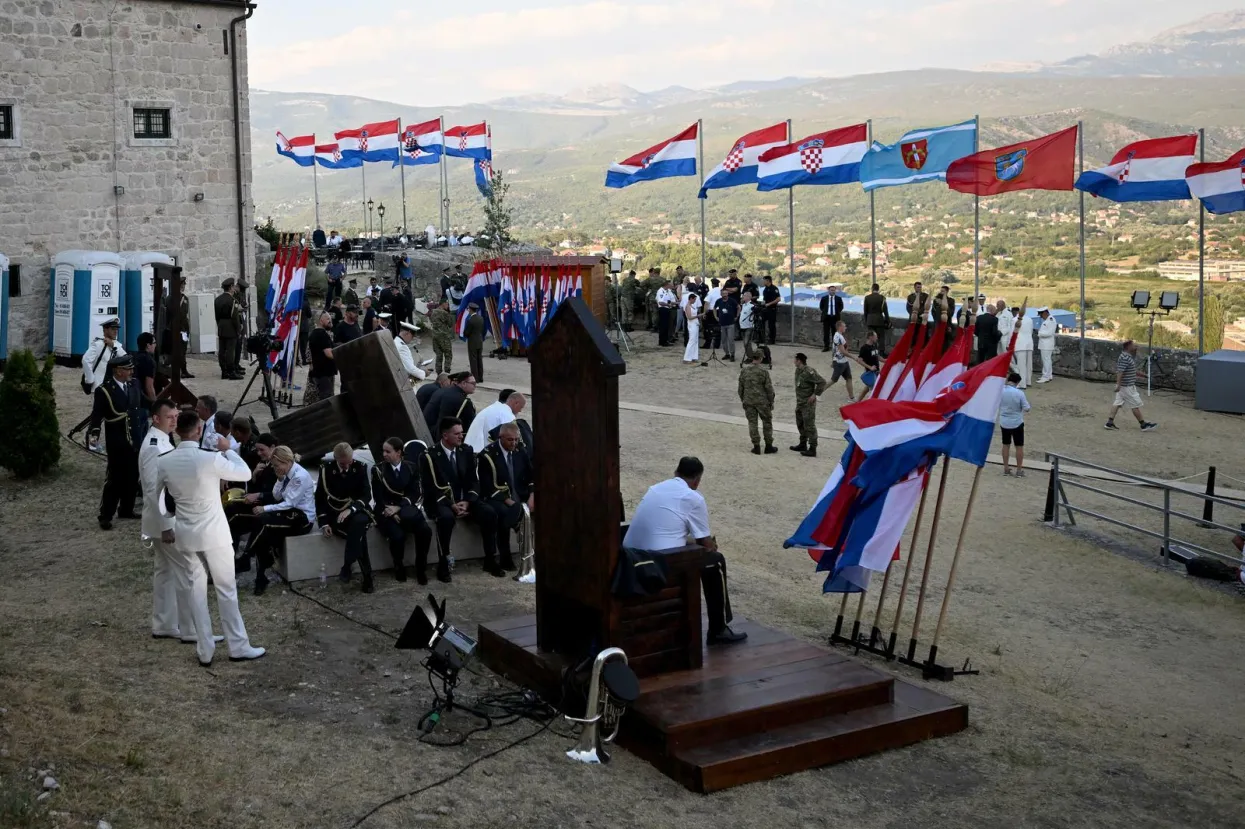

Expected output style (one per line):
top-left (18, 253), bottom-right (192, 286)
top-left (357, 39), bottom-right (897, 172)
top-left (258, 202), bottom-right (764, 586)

top-left (283, 579), bottom-right (399, 640)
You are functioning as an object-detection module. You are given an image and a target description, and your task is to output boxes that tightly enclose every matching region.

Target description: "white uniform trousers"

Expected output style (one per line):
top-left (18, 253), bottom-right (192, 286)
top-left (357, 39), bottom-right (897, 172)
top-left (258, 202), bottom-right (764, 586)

top-left (1013, 350), bottom-right (1033, 389)
top-left (171, 543), bottom-right (255, 664)
top-left (684, 320), bottom-right (700, 362)
top-left (151, 538), bottom-right (196, 637)
top-left (1039, 346), bottom-right (1054, 382)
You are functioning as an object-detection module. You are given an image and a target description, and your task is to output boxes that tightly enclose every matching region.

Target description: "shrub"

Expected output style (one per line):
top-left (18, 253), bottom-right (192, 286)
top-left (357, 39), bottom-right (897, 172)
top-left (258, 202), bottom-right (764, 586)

top-left (0, 350), bottom-right (62, 478)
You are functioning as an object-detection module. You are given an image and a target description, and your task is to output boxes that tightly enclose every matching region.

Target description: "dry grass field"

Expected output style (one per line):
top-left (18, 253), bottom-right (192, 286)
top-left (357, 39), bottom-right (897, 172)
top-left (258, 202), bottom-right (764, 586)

top-left (2, 334), bottom-right (1244, 829)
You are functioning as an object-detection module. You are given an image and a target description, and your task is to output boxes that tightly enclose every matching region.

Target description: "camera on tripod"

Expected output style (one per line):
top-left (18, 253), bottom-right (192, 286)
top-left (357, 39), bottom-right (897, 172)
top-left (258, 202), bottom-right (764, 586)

top-left (246, 332), bottom-right (277, 358)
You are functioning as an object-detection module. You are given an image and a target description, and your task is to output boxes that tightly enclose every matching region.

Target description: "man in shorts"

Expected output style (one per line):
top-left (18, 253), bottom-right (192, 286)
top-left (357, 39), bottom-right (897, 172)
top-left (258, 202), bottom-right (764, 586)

top-left (827, 320), bottom-right (858, 400)
top-left (1104, 340), bottom-right (1157, 432)
top-left (998, 371), bottom-right (1031, 476)
top-left (856, 330), bottom-right (881, 401)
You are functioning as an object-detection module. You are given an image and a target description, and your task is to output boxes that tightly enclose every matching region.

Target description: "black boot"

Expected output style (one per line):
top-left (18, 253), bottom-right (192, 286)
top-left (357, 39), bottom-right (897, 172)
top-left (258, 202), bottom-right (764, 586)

top-left (361, 574), bottom-right (375, 594)
top-left (483, 557), bottom-right (505, 578)
top-left (764, 444), bottom-right (778, 454)
top-left (751, 445), bottom-right (761, 455)
top-left (801, 447), bottom-right (818, 458)
top-left (436, 560), bottom-right (452, 583)
top-left (789, 441), bottom-right (807, 452)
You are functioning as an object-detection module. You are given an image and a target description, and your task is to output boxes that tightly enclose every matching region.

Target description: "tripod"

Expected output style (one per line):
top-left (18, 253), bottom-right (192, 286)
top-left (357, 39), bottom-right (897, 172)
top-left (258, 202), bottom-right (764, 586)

top-left (608, 276), bottom-right (633, 354)
top-left (1140, 308), bottom-right (1170, 397)
top-left (234, 355), bottom-right (280, 422)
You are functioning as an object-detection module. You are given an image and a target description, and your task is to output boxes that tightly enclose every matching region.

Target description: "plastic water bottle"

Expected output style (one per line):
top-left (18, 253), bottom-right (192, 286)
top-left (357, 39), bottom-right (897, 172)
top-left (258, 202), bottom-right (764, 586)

top-left (319, 563), bottom-right (327, 589)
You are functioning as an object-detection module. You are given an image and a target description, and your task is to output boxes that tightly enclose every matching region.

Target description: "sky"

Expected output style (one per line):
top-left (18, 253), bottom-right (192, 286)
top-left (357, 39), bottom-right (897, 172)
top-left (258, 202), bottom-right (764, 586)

top-left (248, 0), bottom-right (1243, 105)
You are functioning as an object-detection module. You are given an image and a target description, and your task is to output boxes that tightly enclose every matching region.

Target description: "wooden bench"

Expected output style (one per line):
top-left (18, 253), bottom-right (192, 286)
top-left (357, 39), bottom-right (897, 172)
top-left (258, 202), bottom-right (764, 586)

top-left (614, 543), bottom-right (708, 677)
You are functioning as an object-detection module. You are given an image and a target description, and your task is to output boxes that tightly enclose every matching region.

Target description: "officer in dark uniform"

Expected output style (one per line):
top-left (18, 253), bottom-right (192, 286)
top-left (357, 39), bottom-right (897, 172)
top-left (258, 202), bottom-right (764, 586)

top-left (316, 444), bottom-right (375, 592)
top-left (477, 422), bottom-right (534, 572)
top-left (215, 278), bottom-right (243, 380)
top-left (421, 416), bottom-right (500, 580)
top-left (88, 354), bottom-right (143, 530)
top-left (422, 372), bottom-right (477, 437)
top-left (371, 437), bottom-right (434, 584)
top-left (342, 279), bottom-right (361, 309)
top-left (162, 275), bottom-right (193, 378)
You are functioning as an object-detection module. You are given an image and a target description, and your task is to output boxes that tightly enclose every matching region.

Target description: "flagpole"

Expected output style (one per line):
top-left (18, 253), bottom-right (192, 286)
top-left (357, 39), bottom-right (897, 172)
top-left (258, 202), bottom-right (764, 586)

top-left (868, 119), bottom-right (877, 286)
top-left (439, 116), bottom-right (448, 235)
top-left (787, 118), bottom-right (796, 344)
top-left (312, 142), bottom-right (321, 231)
top-left (698, 119), bottom-right (707, 280)
top-left (398, 118), bottom-right (408, 243)
top-left (972, 113), bottom-right (980, 301)
top-left (898, 457), bottom-right (951, 662)
top-left (360, 163), bottom-right (368, 238)
top-left (1078, 120), bottom-right (1086, 378)
top-left (1198, 127), bottom-right (1206, 356)
top-left (927, 465), bottom-right (983, 667)
top-left (871, 468), bottom-right (933, 649)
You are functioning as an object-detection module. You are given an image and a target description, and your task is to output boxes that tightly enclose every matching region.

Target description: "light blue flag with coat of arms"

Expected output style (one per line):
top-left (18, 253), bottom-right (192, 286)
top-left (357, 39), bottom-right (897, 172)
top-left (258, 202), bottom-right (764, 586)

top-left (859, 119), bottom-right (977, 192)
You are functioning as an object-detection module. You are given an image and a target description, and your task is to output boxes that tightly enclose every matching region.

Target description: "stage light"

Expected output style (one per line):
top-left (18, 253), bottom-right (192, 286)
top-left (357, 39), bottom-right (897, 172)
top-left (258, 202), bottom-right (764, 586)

top-left (1160, 291), bottom-right (1180, 311)
top-left (609, 257), bottom-right (622, 274)
top-left (1131, 290), bottom-right (1150, 310)
top-left (396, 593), bottom-right (477, 675)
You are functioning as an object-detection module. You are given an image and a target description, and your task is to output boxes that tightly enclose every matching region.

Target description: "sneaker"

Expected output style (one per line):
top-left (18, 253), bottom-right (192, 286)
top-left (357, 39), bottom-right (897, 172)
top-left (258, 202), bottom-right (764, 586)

top-left (1015, 469), bottom-right (1026, 478)
top-left (1141, 422), bottom-right (1158, 431)
top-left (228, 646), bottom-right (267, 662)
top-left (1003, 468), bottom-right (1013, 476)
top-left (1104, 421), bottom-right (1119, 430)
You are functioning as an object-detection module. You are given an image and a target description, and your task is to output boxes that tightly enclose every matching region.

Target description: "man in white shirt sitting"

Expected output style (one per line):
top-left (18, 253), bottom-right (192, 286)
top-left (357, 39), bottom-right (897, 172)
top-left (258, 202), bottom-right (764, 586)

top-left (465, 388), bottom-right (525, 453)
top-left (622, 457), bottom-right (746, 646)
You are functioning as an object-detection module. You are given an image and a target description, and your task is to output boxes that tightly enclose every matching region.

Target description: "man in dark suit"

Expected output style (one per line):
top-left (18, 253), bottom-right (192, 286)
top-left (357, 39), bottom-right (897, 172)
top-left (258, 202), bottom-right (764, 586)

top-left (464, 302), bottom-right (486, 382)
top-left (421, 417), bottom-right (501, 579)
top-left (422, 372), bottom-right (477, 437)
top-left (417, 372), bottom-right (451, 411)
top-left (477, 422), bottom-right (534, 572)
top-left (215, 278), bottom-right (243, 380)
top-left (372, 437), bottom-right (434, 584)
top-left (818, 285), bottom-right (844, 352)
top-left (974, 304), bottom-right (1001, 365)
top-left (905, 280), bottom-right (930, 322)
top-left (88, 354), bottom-right (144, 529)
top-left (162, 276), bottom-right (193, 379)
top-left (315, 443), bottom-right (375, 593)
top-left (862, 283), bottom-right (890, 354)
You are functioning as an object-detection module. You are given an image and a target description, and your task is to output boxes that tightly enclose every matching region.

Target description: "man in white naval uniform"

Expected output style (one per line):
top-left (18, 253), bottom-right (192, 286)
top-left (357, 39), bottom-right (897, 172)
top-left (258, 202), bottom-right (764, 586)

top-left (156, 410), bottom-right (266, 667)
top-left (82, 317), bottom-right (127, 394)
top-left (1036, 308), bottom-right (1058, 383)
top-left (394, 322), bottom-right (426, 383)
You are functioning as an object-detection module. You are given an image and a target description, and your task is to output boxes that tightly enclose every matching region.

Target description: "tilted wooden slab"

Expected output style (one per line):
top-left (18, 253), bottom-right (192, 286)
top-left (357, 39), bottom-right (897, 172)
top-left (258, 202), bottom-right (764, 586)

top-left (268, 394), bottom-right (365, 460)
top-left (477, 614), bottom-right (967, 793)
top-left (334, 331), bottom-right (435, 451)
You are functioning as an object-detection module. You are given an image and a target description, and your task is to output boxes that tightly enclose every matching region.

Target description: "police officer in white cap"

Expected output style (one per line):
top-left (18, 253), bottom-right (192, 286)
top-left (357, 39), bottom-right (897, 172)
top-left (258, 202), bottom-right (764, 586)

top-left (82, 317), bottom-right (127, 394)
top-left (395, 321), bottom-right (426, 382)
top-left (1036, 308), bottom-right (1057, 383)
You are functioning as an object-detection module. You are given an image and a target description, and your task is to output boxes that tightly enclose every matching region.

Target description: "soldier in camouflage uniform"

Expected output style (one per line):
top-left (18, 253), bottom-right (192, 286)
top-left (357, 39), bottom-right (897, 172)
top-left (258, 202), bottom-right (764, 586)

top-left (619, 270), bottom-right (636, 330)
top-left (605, 274), bottom-right (618, 328)
top-left (737, 347), bottom-right (777, 455)
top-left (644, 267), bottom-right (662, 330)
top-left (429, 300), bottom-right (455, 374)
top-left (790, 352), bottom-right (828, 458)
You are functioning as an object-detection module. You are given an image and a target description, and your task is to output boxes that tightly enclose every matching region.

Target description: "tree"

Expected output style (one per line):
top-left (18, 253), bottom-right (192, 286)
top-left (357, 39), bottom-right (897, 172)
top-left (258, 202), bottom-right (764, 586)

top-left (254, 216), bottom-right (279, 250)
top-left (481, 170), bottom-right (513, 258)
top-left (1203, 293), bottom-right (1225, 353)
top-left (0, 350), bottom-right (61, 478)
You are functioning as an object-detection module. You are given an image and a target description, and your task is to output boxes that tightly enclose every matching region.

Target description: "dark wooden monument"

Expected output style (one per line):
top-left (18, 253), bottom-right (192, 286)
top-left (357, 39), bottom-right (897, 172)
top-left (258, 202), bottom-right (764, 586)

top-left (477, 298), bottom-right (969, 792)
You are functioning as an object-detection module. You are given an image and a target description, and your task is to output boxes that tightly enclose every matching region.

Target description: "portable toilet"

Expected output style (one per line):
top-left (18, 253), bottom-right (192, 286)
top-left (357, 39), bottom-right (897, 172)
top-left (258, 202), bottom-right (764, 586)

top-left (49, 250), bottom-right (125, 359)
top-left (120, 251), bottom-right (174, 351)
top-left (0, 252), bottom-right (9, 361)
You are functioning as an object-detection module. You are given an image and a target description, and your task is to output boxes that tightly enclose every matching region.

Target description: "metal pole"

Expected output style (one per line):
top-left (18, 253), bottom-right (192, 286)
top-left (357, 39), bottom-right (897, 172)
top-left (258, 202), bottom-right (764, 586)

top-left (439, 116), bottom-right (448, 235)
top-left (973, 113), bottom-right (980, 300)
top-left (312, 135), bottom-right (321, 231)
top-left (1078, 120), bottom-right (1086, 378)
top-left (698, 119), bottom-right (707, 280)
top-left (1198, 127), bottom-right (1206, 356)
top-left (398, 118), bottom-right (408, 242)
top-left (1162, 488), bottom-right (1171, 565)
top-left (1052, 457), bottom-right (1061, 527)
top-left (360, 163), bottom-right (367, 237)
top-left (787, 118), bottom-right (796, 344)
top-left (868, 119), bottom-right (877, 286)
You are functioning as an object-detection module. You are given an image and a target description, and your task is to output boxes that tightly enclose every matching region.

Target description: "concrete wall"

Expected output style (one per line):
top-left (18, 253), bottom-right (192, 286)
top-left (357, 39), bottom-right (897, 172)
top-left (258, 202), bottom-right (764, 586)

top-left (0, 0), bottom-right (255, 354)
top-left (773, 304), bottom-right (1198, 392)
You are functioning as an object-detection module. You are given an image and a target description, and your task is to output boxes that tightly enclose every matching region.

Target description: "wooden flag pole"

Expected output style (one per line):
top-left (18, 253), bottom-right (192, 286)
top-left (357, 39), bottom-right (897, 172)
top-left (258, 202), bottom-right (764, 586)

top-left (850, 590), bottom-right (868, 644)
top-left (927, 464), bottom-right (984, 668)
top-left (902, 458), bottom-right (951, 662)
top-left (833, 590), bottom-right (849, 639)
top-left (872, 468), bottom-right (933, 649)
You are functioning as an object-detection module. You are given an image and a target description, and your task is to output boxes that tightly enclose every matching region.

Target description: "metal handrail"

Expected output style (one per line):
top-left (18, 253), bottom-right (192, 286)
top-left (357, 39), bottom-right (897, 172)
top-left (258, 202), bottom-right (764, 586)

top-left (1045, 452), bottom-right (1245, 567)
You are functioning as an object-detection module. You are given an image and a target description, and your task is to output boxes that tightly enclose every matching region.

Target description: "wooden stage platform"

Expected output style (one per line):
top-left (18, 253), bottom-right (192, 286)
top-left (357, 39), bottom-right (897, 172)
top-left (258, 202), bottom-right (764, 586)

top-left (478, 615), bottom-right (969, 793)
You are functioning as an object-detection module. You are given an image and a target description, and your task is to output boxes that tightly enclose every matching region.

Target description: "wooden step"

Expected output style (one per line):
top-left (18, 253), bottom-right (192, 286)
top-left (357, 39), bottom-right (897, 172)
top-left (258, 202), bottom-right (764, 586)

top-left (662, 681), bottom-right (968, 793)
top-left (630, 655), bottom-right (893, 752)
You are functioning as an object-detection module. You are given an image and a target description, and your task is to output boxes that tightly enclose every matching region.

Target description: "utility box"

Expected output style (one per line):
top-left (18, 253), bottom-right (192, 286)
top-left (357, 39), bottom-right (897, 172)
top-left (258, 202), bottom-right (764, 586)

top-left (1195, 350), bottom-right (1245, 414)
top-left (49, 250), bottom-right (125, 359)
top-left (188, 293), bottom-right (217, 354)
top-left (120, 251), bottom-right (175, 351)
top-left (0, 252), bottom-right (9, 362)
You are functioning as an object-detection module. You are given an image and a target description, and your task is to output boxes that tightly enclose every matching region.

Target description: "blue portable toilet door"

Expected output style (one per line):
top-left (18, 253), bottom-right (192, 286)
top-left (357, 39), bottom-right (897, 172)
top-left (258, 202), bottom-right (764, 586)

top-left (90, 263), bottom-right (122, 340)
top-left (51, 264), bottom-right (75, 356)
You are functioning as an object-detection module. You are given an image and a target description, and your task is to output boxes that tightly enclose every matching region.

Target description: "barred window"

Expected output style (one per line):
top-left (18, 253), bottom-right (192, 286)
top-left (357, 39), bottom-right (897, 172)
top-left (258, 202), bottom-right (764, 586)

top-left (0, 106), bottom-right (12, 141)
top-left (133, 108), bottom-right (171, 139)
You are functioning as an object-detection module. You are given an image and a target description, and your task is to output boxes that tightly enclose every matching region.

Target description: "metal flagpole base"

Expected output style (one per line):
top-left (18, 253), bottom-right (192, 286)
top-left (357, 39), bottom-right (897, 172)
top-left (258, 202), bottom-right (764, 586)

top-left (828, 628), bottom-right (979, 682)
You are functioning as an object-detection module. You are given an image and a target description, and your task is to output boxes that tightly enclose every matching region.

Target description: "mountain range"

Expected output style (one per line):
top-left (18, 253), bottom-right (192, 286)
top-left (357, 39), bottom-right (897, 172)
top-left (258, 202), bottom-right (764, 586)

top-left (251, 11), bottom-right (1245, 237)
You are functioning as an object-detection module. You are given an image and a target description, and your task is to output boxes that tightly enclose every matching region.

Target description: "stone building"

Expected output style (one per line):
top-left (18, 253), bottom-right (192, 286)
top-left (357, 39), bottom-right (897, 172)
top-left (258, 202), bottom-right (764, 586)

top-left (0, 0), bottom-right (258, 355)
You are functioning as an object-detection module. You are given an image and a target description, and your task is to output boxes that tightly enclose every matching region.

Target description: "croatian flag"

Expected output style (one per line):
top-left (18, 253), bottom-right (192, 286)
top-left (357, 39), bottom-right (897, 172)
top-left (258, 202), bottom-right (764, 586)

top-left (699, 123), bottom-right (787, 198)
top-left (276, 132), bottom-right (315, 167)
top-left (475, 156), bottom-right (494, 198)
top-left (871, 321), bottom-right (922, 401)
top-left (756, 124), bottom-right (868, 191)
top-left (891, 323), bottom-right (946, 404)
top-left (860, 119), bottom-right (978, 192)
top-left (914, 327), bottom-right (973, 402)
top-left (335, 119), bottom-right (400, 163)
top-left (826, 465), bottom-right (930, 593)
top-left (605, 123), bottom-right (699, 188)
top-left (497, 272), bottom-right (515, 347)
top-left (314, 142), bottom-right (361, 170)
top-left (1186, 149), bottom-right (1245, 215)
top-left (444, 122), bottom-right (490, 160)
top-left (1075, 135), bottom-right (1197, 202)
top-left (395, 118), bottom-right (444, 167)
top-left (455, 260), bottom-right (502, 338)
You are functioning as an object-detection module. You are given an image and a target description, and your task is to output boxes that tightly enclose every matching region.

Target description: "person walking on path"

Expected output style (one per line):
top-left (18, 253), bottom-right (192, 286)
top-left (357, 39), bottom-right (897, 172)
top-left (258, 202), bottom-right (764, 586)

top-left (790, 353), bottom-right (828, 458)
top-left (1105, 340), bottom-right (1157, 432)
top-left (999, 371), bottom-right (1031, 477)
top-left (737, 347), bottom-right (777, 455)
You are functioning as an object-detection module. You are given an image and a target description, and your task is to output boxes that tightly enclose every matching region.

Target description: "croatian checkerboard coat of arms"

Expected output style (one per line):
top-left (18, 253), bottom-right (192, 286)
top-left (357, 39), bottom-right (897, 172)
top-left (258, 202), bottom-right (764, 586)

top-left (902, 139), bottom-right (929, 171)
top-left (723, 140), bottom-right (747, 173)
top-left (799, 138), bottom-right (826, 174)
top-left (358, 130), bottom-right (369, 152)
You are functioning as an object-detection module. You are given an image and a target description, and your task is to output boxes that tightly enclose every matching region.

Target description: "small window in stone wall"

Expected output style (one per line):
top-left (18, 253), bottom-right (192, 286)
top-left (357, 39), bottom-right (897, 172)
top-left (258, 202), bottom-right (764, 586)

top-left (9, 264), bottom-right (20, 297)
top-left (0, 106), bottom-right (13, 141)
top-left (133, 108), bottom-right (171, 139)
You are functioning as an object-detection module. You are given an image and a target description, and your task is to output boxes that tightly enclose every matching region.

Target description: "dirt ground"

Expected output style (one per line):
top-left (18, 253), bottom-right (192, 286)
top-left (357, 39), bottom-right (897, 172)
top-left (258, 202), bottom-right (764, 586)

top-left (2, 331), bottom-right (1244, 829)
